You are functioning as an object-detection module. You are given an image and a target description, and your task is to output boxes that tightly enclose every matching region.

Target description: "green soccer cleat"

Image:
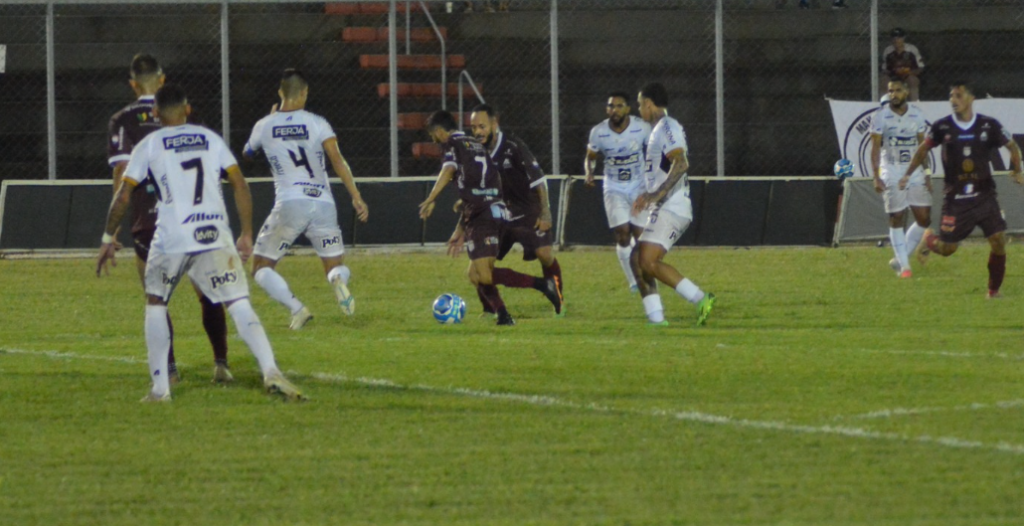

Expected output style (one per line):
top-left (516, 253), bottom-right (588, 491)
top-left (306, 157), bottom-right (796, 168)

top-left (647, 320), bottom-right (669, 327)
top-left (696, 293), bottom-right (716, 327)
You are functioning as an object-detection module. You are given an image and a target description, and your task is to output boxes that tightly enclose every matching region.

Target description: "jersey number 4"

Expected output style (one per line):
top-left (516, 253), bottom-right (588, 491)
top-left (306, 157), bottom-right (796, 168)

top-left (289, 147), bottom-right (315, 178)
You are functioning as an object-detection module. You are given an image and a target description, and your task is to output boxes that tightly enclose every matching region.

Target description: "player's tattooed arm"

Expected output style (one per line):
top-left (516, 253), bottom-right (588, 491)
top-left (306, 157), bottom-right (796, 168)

top-left (870, 133), bottom-right (885, 194)
top-left (225, 165), bottom-right (254, 263)
top-left (97, 178), bottom-right (137, 277)
top-left (584, 150), bottom-right (599, 187)
top-left (419, 165), bottom-right (455, 219)
top-left (324, 138), bottom-right (368, 222)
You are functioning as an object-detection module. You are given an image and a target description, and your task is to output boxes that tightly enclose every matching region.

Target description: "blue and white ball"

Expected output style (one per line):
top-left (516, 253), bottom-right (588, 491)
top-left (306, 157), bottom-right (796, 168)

top-left (432, 293), bottom-right (466, 324)
top-left (834, 158), bottom-right (855, 179)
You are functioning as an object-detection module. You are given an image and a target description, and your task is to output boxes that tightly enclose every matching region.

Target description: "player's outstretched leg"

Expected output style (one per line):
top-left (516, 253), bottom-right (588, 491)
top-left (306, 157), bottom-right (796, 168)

top-left (225, 299), bottom-right (306, 401)
top-left (492, 267), bottom-right (562, 315)
top-left (987, 232), bottom-right (1007, 299)
top-left (637, 242), bottom-right (715, 327)
top-left (143, 302), bottom-right (174, 401)
top-left (472, 258), bottom-right (515, 326)
top-left (326, 264), bottom-right (355, 316)
top-left (253, 262), bottom-right (311, 330)
top-left (197, 293), bottom-right (232, 384)
top-left (476, 285), bottom-right (496, 316)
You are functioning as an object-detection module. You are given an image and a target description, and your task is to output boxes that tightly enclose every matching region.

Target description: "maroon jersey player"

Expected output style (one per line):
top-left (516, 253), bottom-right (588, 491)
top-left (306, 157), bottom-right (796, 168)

top-left (902, 81), bottom-right (1024, 298)
top-left (469, 104), bottom-right (563, 316)
top-left (106, 54), bottom-right (231, 381)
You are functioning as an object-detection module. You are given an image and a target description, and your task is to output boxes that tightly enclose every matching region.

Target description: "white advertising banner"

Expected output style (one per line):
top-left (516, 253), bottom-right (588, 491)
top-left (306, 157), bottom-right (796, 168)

top-left (828, 98), bottom-right (1024, 179)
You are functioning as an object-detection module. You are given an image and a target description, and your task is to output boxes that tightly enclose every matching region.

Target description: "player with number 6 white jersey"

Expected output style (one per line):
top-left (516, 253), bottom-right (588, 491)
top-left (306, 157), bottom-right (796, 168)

top-left (243, 69), bottom-right (369, 330)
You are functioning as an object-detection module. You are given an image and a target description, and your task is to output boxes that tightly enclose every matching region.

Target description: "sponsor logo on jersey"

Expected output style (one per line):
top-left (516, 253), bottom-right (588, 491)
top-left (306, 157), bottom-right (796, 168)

top-left (608, 153), bottom-right (641, 166)
top-left (278, 242), bottom-right (290, 251)
top-left (484, 236), bottom-right (499, 246)
top-left (471, 188), bottom-right (500, 197)
top-left (182, 212), bottom-right (224, 224)
top-left (303, 188), bottom-right (322, 198)
top-left (272, 125), bottom-right (309, 141)
top-left (887, 136), bottom-right (917, 147)
top-left (503, 159), bottom-right (513, 170)
top-left (209, 270), bottom-right (238, 290)
top-left (193, 225), bottom-right (220, 244)
top-left (163, 133), bottom-right (209, 152)
top-left (321, 236), bottom-right (340, 249)
top-left (161, 273), bottom-right (180, 286)
top-left (959, 134), bottom-right (975, 141)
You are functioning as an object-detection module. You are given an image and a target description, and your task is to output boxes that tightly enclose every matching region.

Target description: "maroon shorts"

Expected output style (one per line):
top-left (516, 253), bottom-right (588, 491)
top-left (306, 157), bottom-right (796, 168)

top-left (497, 215), bottom-right (553, 262)
top-left (132, 229), bottom-right (155, 261)
top-left (464, 217), bottom-right (502, 260)
top-left (939, 194), bottom-right (1006, 243)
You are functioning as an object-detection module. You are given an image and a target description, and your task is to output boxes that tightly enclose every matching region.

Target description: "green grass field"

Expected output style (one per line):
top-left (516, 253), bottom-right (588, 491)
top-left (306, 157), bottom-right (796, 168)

top-left (1, 245), bottom-right (1022, 526)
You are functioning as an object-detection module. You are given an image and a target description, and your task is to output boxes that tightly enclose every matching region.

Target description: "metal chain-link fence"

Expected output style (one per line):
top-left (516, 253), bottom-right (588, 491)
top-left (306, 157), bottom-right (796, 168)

top-left (3, 0), bottom-right (1023, 182)
top-left (0, 4), bottom-right (48, 181)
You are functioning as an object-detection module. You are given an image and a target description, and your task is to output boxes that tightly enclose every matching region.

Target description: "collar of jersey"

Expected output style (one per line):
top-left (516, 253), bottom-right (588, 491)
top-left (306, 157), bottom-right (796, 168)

top-left (489, 131), bottom-right (504, 159)
top-left (138, 95), bottom-right (155, 102)
top-left (954, 112), bottom-right (978, 131)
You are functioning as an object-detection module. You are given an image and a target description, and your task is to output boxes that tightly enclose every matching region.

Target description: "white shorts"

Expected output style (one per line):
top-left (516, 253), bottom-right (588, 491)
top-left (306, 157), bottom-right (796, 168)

top-left (883, 183), bottom-right (932, 214)
top-left (604, 187), bottom-right (647, 229)
top-left (638, 207), bottom-right (691, 251)
top-left (254, 199), bottom-right (344, 260)
top-left (145, 246), bottom-right (250, 304)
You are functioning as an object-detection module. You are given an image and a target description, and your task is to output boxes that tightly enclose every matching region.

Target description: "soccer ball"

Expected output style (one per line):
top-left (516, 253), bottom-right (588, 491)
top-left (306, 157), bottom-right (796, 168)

top-left (834, 159), bottom-right (855, 179)
top-left (432, 293), bottom-right (466, 324)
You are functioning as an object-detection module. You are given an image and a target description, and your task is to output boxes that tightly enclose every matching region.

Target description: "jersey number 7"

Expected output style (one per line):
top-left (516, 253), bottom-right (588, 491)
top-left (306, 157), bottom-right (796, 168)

top-left (181, 158), bottom-right (205, 205)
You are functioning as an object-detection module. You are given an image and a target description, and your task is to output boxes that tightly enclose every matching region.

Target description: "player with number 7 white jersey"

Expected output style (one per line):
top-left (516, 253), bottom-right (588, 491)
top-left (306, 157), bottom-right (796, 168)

top-left (243, 69), bottom-right (369, 330)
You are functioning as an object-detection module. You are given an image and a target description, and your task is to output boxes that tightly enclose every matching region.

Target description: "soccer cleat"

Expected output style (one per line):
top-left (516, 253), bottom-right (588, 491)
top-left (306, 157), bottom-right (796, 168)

top-left (331, 276), bottom-right (355, 316)
top-left (647, 320), bottom-right (669, 327)
top-left (915, 229), bottom-right (935, 265)
top-left (289, 306), bottom-right (314, 331)
top-left (541, 278), bottom-right (563, 316)
top-left (213, 363), bottom-right (234, 384)
top-left (899, 269), bottom-right (912, 279)
top-left (140, 391), bottom-right (171, 403)
top-left (496, 310), bottom-right (516, 326)
top-left (264, 372), bottom-right (306, 402)
top-left (987, 290), bottom-right (1003, 300)
top-left (888, 258), bottom-right (901, 273)
top-left (629, 284), bottom-right (640, 294)
top-left (696, 293), bottom-right (716, 327)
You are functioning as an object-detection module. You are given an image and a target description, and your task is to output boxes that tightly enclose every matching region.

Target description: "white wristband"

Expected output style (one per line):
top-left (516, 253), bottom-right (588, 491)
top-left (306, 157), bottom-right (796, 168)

top-left (101, 232), bottom-right (114, 244)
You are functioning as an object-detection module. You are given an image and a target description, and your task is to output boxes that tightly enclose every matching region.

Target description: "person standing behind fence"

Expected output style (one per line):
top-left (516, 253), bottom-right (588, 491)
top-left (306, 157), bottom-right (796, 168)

top-left (902, 81), bottom-right (1024, 299)
top-left (97, 84), bottom-right (305, 402)
top-left (106, 53), bottom-right (232, 384)
top-left (882, 28), bottom-right (925, 102)
top-left (630, 83), bottom-right (715, 327)
top-left (243, 69), bottom-right (369, 330)
top-left (584, 91), bottom-right (652, 294)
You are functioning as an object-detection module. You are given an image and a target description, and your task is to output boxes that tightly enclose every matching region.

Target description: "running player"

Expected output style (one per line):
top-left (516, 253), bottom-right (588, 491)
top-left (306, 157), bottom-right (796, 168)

top-left (469, 104), bottom-right (563, 316)
top-left (97, 84), bottom-right (304, 402)
top-left (902, 81), bottom-right (1024, 298)
top-left (243, 69), bottom-right (369, 330)
top-left (870, 78), bottom-right (931, 278)
top-left (584, 92), bottom-right (652, 292)
top-left (418, 110), bottom-right (516, 326)
top-left (631, 83), bottom-right (715, 326)
top-left (106, 54), bottom-right (231, 383)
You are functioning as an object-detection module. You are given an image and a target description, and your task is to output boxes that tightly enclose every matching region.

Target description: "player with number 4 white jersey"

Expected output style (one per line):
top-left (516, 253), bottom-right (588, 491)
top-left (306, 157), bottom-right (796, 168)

top-left (243, 69), bottom-right (369, 330)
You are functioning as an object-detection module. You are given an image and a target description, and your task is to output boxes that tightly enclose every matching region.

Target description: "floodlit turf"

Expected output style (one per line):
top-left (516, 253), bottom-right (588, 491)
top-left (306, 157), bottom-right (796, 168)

top-left (1, 245), bottom-right (1022, 525)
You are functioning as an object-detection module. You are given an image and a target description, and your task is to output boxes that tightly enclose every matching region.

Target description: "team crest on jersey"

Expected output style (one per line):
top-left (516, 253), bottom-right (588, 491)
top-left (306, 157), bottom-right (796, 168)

top-left (193, 225), bottom-right (220, 244)
top-left (503, 159), bottom-right (513, 169)
top-left (163, 134), bottom-right (208, 153)
top-left (273, 125), bottom-right (309, 141)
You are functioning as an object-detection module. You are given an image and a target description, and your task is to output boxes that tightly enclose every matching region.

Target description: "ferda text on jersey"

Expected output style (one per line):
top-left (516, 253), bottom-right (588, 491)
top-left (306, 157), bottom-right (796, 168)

top-left (163, 134), bottom-right (209, 153)
top-left (273, 125), bottom-right (309, 141)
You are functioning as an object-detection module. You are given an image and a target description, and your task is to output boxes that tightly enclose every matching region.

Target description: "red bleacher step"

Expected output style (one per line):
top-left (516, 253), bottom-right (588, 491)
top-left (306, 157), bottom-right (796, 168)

top-left (412, 142), bottom-right (443, 159)
top-left (377, 83), bottom-right (483, 99)
top-left (325, 2), bottom-right (427, 15)
top-left (397, 112), bottom-right (472, 130)
top-left (342, 27), bottom-right (447, 43)
top-left (360, 54), bottom-right (466, 70)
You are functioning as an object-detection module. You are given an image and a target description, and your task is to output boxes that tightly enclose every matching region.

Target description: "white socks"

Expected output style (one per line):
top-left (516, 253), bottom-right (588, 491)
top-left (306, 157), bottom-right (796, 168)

top-left (615, 244), bottom-right (637, 288)
top-left (906, 222), bottom-right (925, 256)
top-left (642, 294), bottom-right (665, 323)
top-left (254, 267), bottom-right (304, 315)
top-left (890, 227), bottom-right (910, 271)
top-left (144, 305), bottom-right (172, 396)
top-left (674, 278), bottom-right (706, 305)
top-left (327, 265), bottom-right (351, 286)
top-left (227, 299), bottom-right (279, 377)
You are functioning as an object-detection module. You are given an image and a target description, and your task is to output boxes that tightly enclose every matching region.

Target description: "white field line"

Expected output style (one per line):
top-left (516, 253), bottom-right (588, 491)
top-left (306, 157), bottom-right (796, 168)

top-left (5, 348), bottom-right (1024, 456)
top-left (835, 399), bottom-right (1024, 421)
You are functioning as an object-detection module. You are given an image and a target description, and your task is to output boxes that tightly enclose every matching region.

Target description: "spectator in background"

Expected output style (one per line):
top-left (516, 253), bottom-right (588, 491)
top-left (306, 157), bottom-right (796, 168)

top-left (882, 28), bottom-right (925, 101)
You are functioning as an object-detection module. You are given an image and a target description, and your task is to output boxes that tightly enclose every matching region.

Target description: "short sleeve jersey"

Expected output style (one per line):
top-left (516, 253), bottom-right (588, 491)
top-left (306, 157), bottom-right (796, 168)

top-left (124, 124), bottom-right (239, 254)
top-left (926, 113), bottom-right (1011, 205)
top-left (587, 116), bottom-right (651, 194)
top-left (882, 44), bottom-right (925, 76)
top-left (441, 131), bottom-right (503, 221)
top-left (644, 115), bottom-right (692, 220)
top-left (244, 109), bottom-right (337, 204)
top-left (489, 131), bottom-right (546, 221)
top-left (107, 96), bottom-right (162, 233)
top-left (870, 103), bottom-right (928, 182)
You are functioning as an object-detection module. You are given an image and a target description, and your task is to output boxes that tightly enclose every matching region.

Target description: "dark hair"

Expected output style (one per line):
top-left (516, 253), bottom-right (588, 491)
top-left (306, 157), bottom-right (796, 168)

top-left (155, 84), bottom-right (188, 108)
top-left (130, 53), bottom-right (161, 81)
top-left (890, 27), bottom-right (906, 38)
top-left (280, 68), bottom-right (309, 99)
top-left (425, 110), bottom-right (458, 132)
top-left (639, 82), bottom-right (669, 107)
top-left (949, 80), bottom-right (975, 96)
top-left (471, 103), bottom-right (498, 119)
top-left (608, 91), bottom-right (631, 104)
top-left (887, 77), bottom-right (908, 88)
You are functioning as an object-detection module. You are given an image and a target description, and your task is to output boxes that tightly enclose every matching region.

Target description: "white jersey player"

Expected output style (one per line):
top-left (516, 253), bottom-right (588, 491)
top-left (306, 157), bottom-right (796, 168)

top-left (630, 83), bottom-right (715, 327)
top-left (243, 69), bottom-right (369, 330)
top-left (584, 92), bottom-right (652, 292)
top-left (96, 84), bottom-right (303, 402)
top-left (870, 78), bottom-right (932, 277)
